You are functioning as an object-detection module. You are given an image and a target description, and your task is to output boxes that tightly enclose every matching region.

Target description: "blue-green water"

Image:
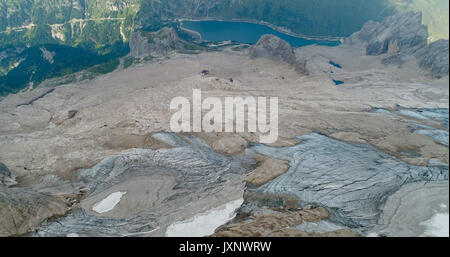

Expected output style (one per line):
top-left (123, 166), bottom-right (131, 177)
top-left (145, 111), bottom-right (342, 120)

top-left (182, 20), bottom-right (340, 47)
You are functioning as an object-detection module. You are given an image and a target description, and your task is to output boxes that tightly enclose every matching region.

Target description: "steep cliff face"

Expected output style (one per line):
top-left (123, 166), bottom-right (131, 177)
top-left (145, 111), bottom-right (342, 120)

top-left (417, 39), bottom-right (449, 79)
top-left (358, 12), bottom-right (428, 56)
top-left (249, 34), bottom-right (308, 75)
top-left (129, 27), bottom-right (183, 58)
top-left (351, 11), bottom-right (449, 78)
top-left (0, 0), bottom-right (140, 49)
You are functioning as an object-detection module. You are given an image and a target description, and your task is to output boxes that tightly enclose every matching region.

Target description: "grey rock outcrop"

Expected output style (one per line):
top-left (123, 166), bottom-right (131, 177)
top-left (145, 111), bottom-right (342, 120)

top-left (416, 39), bottom-right (449, 79)
top-left (352, 11), bottom-right (449, 78)
top-left (248, 133), bottom-right (448, 228)
top-left (0, 186), bottom-right (67, 236)
top-left (358, 12), bottom-right (428, 56)
top-left (129, 27), bottom-right (184, 58)
top-left (249, 34), bottom-right (308, 75)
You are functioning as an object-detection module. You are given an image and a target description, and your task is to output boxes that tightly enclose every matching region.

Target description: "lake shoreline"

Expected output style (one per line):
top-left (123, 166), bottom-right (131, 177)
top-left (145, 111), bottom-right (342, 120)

top-left (176, 17), bottom-right (344, 43)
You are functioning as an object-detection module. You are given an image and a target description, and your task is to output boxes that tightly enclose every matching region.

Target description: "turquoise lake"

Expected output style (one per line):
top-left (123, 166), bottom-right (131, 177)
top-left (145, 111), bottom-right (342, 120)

top-left (182, 20), bottom-right (341, 47)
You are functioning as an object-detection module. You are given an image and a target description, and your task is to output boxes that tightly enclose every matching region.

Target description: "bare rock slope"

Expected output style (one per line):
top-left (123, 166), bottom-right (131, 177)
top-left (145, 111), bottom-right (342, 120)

top-left (358, 11), bottom-right (428, 56)
top-left (349, 11), bottom-right (449, 78)
top-left (130, 27), bottom-right (186, 58)
top-left (249, 34), bottom-right (308, 75)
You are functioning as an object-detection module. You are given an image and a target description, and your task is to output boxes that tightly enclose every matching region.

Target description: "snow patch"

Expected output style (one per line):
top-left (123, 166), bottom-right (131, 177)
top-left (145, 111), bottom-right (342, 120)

top-left (421, 213), bottom-right (449, 237)
top-left (92, 191), bottom-right (127, 214)
top-left (165, 198), bottom-right (244, 237)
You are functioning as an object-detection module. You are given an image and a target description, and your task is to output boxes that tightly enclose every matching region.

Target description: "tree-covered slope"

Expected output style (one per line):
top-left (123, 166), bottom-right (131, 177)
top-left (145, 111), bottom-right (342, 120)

top-left (0, 0), bottom-right (140, 51)
top-left (0, 43), bottom-right (127, 95)
top-left (138, 0), bottom-right (396, 37)
top-left (137, 0), bottom-right (448, 40)
top-left (1, 0), bottom-right (448, 50)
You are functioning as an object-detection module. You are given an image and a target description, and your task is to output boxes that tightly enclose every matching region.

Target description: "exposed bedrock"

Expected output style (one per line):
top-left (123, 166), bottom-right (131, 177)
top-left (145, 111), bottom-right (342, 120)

top-left (0, 185), bottom-right (67, 237)
top-left (249, 34), bottom-right (308, 75)
top-left (247, 133), bottom-right (448, 229)
top-left (33, 133), bottom-right (254, 237)
top-left (416, 39), bottom-right (450, 79)
top-left (348, 11), bottom-right (449, 78)
top-left (129, 27), bottom-right (185, 58)
top-left (0, 173), bottom-right (85, 236)
top-left (358, 11), bottom-right (428, 56)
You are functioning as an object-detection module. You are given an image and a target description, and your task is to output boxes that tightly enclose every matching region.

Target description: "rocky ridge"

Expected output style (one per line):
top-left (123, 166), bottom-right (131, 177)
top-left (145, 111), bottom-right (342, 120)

top-left (130, 27), bottom-right (185, 58)
top-left (358, 11), bottom-right (428, 56)
top-left (348, 11), bottom-right (449, 78)
top-left (249, 34), bottom-right (309, 75)
top-left (416, 39), bottom-right (449, 79)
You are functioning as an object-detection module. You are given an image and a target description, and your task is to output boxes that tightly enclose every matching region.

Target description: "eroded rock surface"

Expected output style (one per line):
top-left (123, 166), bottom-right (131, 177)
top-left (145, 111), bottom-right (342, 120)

top-left (130, 27), bottom-right (186, 58)
top-left (417, 39), bottom-right (450, 79)
top-left (33, 133), bottom-right (254, 237)
top-left (0, 186), bottom-right (67, 236)
top-left (349, 11), bottom-right (449, 78)
top-left (358, 12), bottom-right (428, 56)
top-left (245, 157), bottom-right (289, 187)
top-left (248, 133), bottom-right (448, 228)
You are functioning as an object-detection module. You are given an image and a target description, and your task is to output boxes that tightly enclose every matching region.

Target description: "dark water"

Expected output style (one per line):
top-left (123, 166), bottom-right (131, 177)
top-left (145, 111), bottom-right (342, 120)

top-left (329, 61), bottom-right (342, 69)
top-left (182, 20), bottom-right (340, 47)
top-left (332, 79), bottom-right (344, 85)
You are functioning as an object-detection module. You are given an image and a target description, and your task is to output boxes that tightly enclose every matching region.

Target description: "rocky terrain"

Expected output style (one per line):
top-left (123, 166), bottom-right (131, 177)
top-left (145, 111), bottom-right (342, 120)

top-left (249, 35), bottom-right (308, 75)
top-left (348, 11), bottom-right (449, 78)
top-left (32, 133), bottom-right (253, 236)
top-left (129, 28), bottom-right (188, 58)
top-left (0, 12), bottom-right (448, 237)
